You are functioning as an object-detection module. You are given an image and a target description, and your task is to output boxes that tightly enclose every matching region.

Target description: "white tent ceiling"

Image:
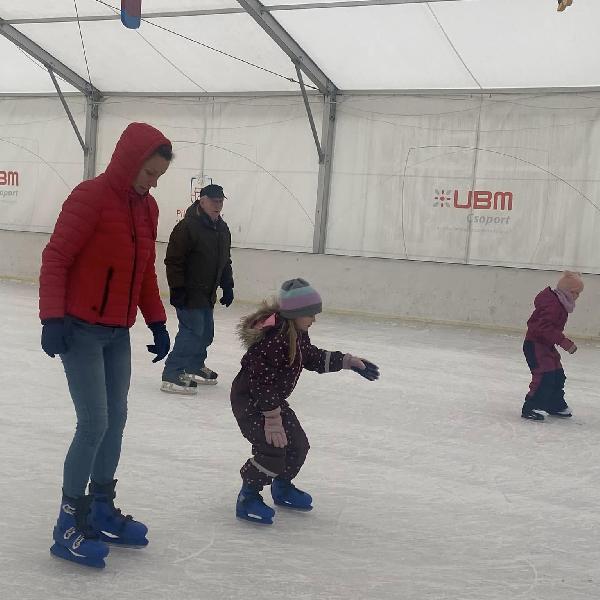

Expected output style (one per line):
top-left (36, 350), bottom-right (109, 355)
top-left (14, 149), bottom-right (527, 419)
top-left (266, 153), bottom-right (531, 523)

top-left (0, 0), bottom-right (599, 95)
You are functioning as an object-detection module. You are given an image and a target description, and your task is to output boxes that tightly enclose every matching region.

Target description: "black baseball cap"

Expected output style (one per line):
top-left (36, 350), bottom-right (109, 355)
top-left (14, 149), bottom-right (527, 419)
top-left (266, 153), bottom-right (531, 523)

top-left (199, 184), bottom-right (226, 199)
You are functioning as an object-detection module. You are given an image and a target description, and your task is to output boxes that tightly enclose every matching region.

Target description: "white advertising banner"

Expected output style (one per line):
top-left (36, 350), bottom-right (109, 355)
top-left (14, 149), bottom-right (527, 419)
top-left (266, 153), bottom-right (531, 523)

top-left (0, 97), bottom-right (85, 233)
top-left (327, 93), bottom-right (600, 273)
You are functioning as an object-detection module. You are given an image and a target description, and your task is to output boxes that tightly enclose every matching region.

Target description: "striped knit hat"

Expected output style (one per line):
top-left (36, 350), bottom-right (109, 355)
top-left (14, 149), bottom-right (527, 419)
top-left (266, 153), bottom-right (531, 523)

top-left (279, 278), bottom-right (322, 319)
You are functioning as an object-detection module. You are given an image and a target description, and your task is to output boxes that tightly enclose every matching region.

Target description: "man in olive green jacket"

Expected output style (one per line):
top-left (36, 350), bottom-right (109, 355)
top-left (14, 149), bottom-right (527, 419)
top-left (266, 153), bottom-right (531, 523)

top-left (161, 184), bottom-right (234, 394)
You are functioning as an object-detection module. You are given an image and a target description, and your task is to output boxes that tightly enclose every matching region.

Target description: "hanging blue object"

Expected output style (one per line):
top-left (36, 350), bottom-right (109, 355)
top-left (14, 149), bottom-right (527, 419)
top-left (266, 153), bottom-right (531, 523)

top-left (121, 0), bottom-right (142, 29)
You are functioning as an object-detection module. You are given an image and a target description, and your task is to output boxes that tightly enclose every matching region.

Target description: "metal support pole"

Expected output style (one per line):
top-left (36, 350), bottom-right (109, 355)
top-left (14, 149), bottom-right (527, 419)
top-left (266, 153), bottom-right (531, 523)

top-left (313, 90), bottom-right (337, 254)
top-left (84, 95), bottom-right (100, 180)
top-left (0, 18), bottom-right (101, 97)
top-left (295, 64), bottom-right (324, 163)
top-left (463, 94), bottom-right (483, 264)
top-left (48, 69), bottom-right (86, 151)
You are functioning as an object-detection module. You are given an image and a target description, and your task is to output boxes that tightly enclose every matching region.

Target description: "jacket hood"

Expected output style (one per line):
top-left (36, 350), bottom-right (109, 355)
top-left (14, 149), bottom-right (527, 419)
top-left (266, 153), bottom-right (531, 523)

top-left (105, 122), bottom-right (171, 192)
top-left (237, 300), bottom-right (282, 349)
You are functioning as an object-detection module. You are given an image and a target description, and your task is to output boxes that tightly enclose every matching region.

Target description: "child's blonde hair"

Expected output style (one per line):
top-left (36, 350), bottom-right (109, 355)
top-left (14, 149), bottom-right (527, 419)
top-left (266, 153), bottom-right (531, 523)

top-left (280, 316), bottom-right (299, 366)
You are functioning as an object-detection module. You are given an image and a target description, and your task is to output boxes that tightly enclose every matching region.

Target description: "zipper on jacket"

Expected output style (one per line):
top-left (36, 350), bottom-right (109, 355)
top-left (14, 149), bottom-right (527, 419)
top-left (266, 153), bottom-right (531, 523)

top-left (126, 199), bottom-right (138, 324)
top-left (99, 267), bottom-right (114, 317)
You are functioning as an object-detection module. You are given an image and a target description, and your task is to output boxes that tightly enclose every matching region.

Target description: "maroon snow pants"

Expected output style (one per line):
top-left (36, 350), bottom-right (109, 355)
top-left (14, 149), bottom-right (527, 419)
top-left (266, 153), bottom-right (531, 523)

top-left (522, 340), bottom-right (569, 414)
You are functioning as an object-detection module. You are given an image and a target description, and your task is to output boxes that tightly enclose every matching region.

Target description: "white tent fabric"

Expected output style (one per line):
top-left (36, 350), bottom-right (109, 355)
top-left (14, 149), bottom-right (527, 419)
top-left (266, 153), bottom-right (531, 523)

top-left (0, 97), bottom-right (85, 231)
top-left (0, 35), bottom-right (78, 94)
top-left (1, 0), bottom-right (599, 92)
top-left (2, 0), bottom-right (600, 271)
top-left (326, 93), bottom-right (600, 271)
top-left (4, 92), bottom-right (600, 271)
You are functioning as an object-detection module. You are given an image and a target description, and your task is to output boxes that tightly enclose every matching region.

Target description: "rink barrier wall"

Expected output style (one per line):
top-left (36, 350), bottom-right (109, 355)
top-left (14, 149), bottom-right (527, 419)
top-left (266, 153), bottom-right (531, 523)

top-left (2, 229), bottom-right (599, 339)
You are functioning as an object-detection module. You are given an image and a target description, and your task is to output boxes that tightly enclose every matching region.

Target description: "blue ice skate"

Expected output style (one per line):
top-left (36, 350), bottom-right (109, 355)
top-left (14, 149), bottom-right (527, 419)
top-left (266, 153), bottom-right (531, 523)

top-left (50, 495), bottom-right (109, 568)
top-left (89, 479), bottom-right (148, 547)
top-left (271, 477), bottom-right (313, 511)
top-left (236, 484), bottom-right (275, 525)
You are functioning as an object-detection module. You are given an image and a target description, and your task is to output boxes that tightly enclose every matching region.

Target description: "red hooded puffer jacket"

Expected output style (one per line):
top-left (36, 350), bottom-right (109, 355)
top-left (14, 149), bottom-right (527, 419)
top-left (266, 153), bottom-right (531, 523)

top-left (39, 122), bottom-right (169, 327)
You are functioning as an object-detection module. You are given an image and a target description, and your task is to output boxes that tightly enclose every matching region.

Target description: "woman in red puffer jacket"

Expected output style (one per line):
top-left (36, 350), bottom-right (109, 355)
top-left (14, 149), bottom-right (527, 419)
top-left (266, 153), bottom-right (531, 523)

top-left (39, 122), bottom-right (172, 568)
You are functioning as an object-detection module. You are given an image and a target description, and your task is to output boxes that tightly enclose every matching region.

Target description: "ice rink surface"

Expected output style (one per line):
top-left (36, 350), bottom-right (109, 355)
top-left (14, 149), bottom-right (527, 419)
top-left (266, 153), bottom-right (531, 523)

top-left (3, 279), bottom-right (600, 600)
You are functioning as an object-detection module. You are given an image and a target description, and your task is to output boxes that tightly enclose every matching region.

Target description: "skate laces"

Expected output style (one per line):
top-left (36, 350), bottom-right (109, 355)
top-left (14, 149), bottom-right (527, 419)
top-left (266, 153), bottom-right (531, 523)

top-left (277, 479), bottom-right (297, 492)
top-left (93, 482), bottom-right (135, 524)
top-left (113, 506), bottom-right (134, 521)
top-left (279, 480), bottom-right (307, 499)
top-left (200, 366), bottom-right (217, 378)
top-left (104, 497), bottom-right (134, 523)
top-left (241, 488), bottom-right (265, 504)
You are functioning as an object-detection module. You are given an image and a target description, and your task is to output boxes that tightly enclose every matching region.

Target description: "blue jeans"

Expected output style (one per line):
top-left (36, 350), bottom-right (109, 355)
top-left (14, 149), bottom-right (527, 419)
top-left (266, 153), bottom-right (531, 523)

top-left (162, 307), bottom-right (214, 382)
top-left (60, 317), bottom-right (131, 498)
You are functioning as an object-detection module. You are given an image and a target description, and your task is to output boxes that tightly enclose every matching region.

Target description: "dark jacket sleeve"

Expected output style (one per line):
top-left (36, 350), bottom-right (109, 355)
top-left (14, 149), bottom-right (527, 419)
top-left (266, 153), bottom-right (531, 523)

top-left (219, 226), bottom-right (234, 290)
top-left (300, 332), bottom-right (345, 373)
top-left (164, 220), bottom-right (192, 290)
top-left (529, 292), bottom-right (566, 347)
top-left (39, 182), bottom-right (101, 321)
top-left (220, 258), bottom-right (234, 290)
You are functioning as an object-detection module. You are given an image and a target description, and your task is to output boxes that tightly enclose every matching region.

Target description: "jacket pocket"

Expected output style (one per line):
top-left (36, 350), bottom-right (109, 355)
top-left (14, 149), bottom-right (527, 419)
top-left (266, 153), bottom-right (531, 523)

top-left (99, 267), bottom-right (114, 316)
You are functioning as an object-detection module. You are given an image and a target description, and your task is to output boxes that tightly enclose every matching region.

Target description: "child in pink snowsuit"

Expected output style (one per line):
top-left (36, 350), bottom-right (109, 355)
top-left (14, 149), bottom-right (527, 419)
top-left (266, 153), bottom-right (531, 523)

top-left (521, 271), bottom-right (584, 421)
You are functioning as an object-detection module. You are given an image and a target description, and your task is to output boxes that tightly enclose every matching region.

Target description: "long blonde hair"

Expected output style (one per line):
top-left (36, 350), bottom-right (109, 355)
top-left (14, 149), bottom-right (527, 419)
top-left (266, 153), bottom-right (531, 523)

top-left (281, 317), bottom-right (298, 365)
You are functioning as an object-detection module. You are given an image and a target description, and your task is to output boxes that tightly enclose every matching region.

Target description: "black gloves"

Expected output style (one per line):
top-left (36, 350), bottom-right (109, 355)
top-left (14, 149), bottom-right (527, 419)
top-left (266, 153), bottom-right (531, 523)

top-left (220, 287), bottom-right (234, 307)
top-left (41, 319), bottom-right (68, 357)
top-left (352, 359), bottom-right (380, 381)
top-left (147, 322), bottom-right (170, 363)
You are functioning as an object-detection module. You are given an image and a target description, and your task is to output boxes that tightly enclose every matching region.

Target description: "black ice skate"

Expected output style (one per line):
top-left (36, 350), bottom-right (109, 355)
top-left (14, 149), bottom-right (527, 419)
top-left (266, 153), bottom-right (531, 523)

top-left (521, 409), bottom-right (545, 421)
top-left (547, 408), bottom-right (572, 418)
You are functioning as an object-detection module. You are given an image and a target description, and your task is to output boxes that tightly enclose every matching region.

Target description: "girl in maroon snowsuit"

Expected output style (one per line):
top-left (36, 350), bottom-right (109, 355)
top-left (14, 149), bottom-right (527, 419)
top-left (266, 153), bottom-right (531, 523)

top-left (522, 271), bottom-right (584, 421)
top-left (230, 278), bottom-right (379, 524)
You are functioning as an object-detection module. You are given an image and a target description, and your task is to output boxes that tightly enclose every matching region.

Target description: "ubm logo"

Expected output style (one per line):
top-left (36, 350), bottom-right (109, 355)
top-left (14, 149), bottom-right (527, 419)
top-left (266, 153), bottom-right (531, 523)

top-left (434, 189), bottom-right (513, 211)
top-left (0, 170), bottom-right (19, 186)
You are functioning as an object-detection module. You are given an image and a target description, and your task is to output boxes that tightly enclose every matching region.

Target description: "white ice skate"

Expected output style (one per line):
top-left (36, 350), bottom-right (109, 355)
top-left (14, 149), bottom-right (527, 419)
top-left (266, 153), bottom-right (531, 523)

top-left (185, 366), bottom-right (218, 386)
top-left (160, 374), bottom-right (198, 395)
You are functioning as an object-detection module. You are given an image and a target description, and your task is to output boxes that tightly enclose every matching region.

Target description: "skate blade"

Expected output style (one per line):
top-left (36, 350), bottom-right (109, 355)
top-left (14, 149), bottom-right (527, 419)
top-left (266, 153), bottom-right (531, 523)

top-left (187, 377), bottom-right (218, 386)
top-left (160, 384), bottom-right (197, 395)
top-left (100, 536), bottom-right (148, 548)
top-left (273, 501), bottom-right (313, 512)
top-left (521, 413), bottom-right (545, 421)
top-left (50, 543), bottom-right (106, 568)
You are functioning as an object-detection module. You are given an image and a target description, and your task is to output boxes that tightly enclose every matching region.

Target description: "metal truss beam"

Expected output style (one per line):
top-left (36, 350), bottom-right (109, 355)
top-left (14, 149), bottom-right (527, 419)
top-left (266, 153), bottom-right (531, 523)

top-left (48, 68), bottom-right (86, 151)
top-left (84, 96), bottom-right (99, 180)
top-left (313, 91), bottom-right (337, 254)
top-left (4, 1), bottom-right (464, 24)
top-left (0, 18), bottom-right (101, 98)
top-left (295, 65), bottom-right (324, 163)
top-left (237, 0), bottom-right (336, 95)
